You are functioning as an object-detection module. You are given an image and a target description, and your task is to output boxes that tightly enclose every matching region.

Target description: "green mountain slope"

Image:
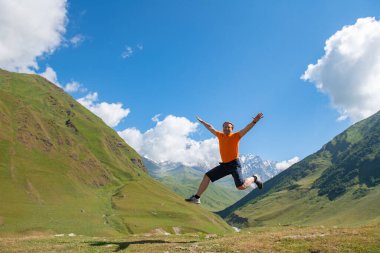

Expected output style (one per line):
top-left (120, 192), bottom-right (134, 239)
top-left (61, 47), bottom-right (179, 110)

top-left (0, 69), bottom-right (232, 236)
top-left (143, 158), bottom-right (247, 212)
top-left (219, 111), bottom-right (380, 227)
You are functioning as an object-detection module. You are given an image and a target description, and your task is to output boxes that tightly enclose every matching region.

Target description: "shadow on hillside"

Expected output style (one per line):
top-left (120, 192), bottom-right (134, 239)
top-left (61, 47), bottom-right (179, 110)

top-left (89, 239), bottom-right (197, 252)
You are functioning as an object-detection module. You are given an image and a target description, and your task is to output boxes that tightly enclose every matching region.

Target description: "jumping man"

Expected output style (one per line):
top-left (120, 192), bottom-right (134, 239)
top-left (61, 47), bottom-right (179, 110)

top-left (185, 113), bottom-right (264, 204)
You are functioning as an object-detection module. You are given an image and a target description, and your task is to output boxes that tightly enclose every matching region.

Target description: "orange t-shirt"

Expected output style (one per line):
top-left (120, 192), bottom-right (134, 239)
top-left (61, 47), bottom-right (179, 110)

top-left (216, 131), bottom-right (241, 163)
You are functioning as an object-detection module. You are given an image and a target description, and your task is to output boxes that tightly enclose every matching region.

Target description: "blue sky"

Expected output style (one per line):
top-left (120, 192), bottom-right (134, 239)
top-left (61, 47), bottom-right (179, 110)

top-left (1, 0), bottom-right (380, 167)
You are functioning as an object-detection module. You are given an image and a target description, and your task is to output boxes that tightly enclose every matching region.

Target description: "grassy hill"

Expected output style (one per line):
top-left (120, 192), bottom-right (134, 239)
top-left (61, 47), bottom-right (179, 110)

top-left (219, 110), bottom-right (380, 227)
top-left (0, 69), bottom-right (232, 236)
top-left (143, 158), bottom-right (247, 212)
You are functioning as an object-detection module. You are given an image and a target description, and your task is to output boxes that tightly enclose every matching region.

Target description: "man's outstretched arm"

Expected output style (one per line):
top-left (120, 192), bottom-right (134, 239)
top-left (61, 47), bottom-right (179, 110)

top-left (196, 116), bottom-right (218, 136)
top-left (238, 113), bottom-right (264, 138)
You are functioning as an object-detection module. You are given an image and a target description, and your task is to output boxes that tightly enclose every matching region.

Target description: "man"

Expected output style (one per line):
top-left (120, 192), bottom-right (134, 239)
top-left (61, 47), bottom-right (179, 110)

top-left (185, 113), bottom-right (264, 204)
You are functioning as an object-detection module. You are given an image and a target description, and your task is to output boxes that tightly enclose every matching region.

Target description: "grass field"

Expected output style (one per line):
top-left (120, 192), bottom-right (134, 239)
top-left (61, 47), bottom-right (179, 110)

top-left (0, 226), bottom-right (379, 253)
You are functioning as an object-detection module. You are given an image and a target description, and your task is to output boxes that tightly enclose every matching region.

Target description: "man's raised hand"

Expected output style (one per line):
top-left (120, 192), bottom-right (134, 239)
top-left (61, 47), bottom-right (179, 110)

top-left (253, 113), bottom-right (264, 123)
top-left (196, 116), bottom-right (217, 136)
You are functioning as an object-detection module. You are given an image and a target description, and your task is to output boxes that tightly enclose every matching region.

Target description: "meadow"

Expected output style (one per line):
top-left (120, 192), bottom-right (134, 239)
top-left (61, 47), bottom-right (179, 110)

top-left (0, 225), bottom-right (379, 253)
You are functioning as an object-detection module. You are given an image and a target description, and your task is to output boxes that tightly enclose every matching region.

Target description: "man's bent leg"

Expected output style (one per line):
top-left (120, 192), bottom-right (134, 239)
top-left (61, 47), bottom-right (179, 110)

top-left (237, 176), bottom-right (263, 190)
top-left (237, 176), bottom-right (255, 190)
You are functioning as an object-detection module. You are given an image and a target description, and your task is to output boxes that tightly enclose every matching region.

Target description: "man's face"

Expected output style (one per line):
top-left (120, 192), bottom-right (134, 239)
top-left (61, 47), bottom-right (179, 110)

top-left (223, 122), bottom-right (233, 135)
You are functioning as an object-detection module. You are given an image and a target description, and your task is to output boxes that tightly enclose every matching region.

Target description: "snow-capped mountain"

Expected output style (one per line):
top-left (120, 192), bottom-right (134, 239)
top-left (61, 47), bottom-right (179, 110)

top-left (142, 154), bottom-right (287, 211)
top-left (239, 154), bottom-right (284, 182)
top-left (142, 157), bottom-right (204, 178)
top-left (144, 154), bottom-right (286, 183)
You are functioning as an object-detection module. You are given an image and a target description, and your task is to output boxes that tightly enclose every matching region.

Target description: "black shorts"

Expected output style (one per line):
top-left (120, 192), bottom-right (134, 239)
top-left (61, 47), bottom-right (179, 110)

top-left (206, 159), bottom-right (245, 187)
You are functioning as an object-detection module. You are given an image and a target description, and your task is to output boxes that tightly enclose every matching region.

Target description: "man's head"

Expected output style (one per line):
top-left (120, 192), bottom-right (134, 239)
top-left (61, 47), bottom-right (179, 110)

top-left (223, 121), bottom-right (234, 135)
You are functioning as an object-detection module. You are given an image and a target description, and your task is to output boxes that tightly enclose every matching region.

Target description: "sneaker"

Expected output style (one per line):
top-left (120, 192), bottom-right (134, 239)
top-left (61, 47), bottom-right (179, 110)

top-left (185, 195), bottom-right (201, 204)
top-left (253, 175), bottom-right (263, 189)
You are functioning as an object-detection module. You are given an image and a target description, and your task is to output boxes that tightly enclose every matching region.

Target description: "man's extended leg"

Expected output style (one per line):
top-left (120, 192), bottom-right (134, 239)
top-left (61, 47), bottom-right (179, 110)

top-left (186, 164), bottom-right (230, 204)
top-left (196, 174), bottom-right (211, 196)
top-left (185, 174), bottom-right (210, 204)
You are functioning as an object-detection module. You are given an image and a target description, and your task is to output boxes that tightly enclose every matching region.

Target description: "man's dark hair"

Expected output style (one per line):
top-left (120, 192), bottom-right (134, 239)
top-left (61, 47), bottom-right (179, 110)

top-left (223, 121), bottom-right (234, 129)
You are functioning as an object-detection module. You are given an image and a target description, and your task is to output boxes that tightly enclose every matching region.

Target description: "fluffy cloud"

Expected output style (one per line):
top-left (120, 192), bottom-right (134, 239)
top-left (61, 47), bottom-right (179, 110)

top-left (39, 66), bottom-right (59, 85)
top-left (275, 156), bottom-right (300, 170)
top-left (118, 115), bottom-right (220, 167)
top-left (0, 0), bottom-right (67, 72)
top-left (119, 115), bottom-right (300, 170)
top-left (69, 34), bottom-right (85, 47)
top-left (0, 1), bottom-right (87, 94)
top-left (64, 81), bottom-right (84, 93)
top-left (64, 83), bottom-right (80, 92)
top-left (38, 66), bottom-right (85, 93)
top-left (77, 92), bottom-right (130, 128)
top-left (118, 127), bottom-right (144, 151)
top-left (302, 17), bottom-right (380, 122)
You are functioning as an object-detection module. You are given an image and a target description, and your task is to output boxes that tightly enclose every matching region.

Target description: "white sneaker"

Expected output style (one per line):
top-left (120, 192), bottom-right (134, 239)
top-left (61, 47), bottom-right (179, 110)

top-left (185, 195), bottom-right (201, 204)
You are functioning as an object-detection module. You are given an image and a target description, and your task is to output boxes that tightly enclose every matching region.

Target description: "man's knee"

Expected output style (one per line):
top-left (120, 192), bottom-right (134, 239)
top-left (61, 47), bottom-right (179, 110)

top-left (203, 174), bottom-right (210, 181)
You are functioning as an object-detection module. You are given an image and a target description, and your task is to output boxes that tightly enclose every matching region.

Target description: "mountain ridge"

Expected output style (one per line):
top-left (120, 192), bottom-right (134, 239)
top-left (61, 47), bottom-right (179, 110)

top-left (218, 110), bottom-right (380, 227)
top-left (0, 69), bottom-right (232, 235)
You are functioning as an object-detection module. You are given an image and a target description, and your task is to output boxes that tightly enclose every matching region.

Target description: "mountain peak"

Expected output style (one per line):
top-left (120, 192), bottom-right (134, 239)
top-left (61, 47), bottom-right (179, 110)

top-left (0, 70), bottom-right (232, 235)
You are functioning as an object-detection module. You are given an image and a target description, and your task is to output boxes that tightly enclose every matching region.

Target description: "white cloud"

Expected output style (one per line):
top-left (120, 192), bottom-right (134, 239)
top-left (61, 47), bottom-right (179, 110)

top-left (121, 44), bottom-right (143, 59)
top-left (275, 156), bottom-right (300, 170)
top-left (39, 66), bottom-right (60, 86)
top-left (0, 1), bottom-right (87, 94)
top-left (0, 0), bottom-right (67, 72)
top-left (64, 81), bottom-right (82, 92)
top-left (121, 46), bottom-right (133, 59)
top-left (78, 92), bottom-right (97, 105)
top-left (69, 34), bottom-right (85, 47)
top-left (77, 92), bottom-right (130, 128)
top-left (118, 115), bottom-right (220, 167)
top-left (302, 17), bottom-right (380, 122)
top-left (38, 66), bottom-right (86, 93)
top-left (117, 127), bottom-right (143, 152)
top-left (152, 114), bottom-right (161, 122)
